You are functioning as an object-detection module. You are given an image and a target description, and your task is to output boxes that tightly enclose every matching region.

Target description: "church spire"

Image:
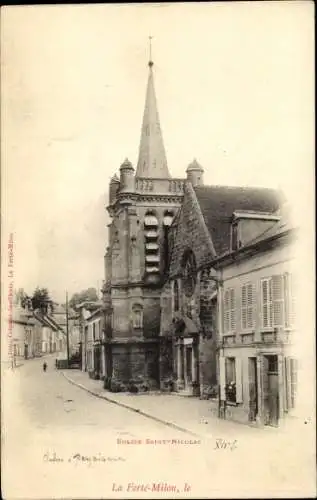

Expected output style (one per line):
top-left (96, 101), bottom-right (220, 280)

top-left (136, 38), bottom-right (170, 179)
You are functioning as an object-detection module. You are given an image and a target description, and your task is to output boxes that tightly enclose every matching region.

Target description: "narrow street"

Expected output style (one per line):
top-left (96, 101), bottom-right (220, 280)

top-left (2, 356), bottom-right (314, 499)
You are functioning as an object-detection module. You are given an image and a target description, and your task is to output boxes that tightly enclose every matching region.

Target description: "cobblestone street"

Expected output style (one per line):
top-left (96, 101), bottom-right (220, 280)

top-left (2, 356), bottom-right (315, 499)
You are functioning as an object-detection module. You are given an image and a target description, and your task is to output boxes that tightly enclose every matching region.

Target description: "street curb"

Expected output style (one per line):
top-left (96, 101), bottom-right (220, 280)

top-left (61, 371), bottom-right (204, 438)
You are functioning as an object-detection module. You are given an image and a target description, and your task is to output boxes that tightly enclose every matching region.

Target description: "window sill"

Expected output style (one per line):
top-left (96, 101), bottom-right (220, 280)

top-left (226, 401), bottom-right (237, 406)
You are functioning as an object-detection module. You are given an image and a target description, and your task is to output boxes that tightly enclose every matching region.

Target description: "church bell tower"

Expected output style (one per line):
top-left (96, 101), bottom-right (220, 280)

top-left (102, 40), bottom-right (185, 390)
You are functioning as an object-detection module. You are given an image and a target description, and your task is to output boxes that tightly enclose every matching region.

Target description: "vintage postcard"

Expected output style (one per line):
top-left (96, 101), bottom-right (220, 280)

top-left (1, 2), bottom-right (316, 499)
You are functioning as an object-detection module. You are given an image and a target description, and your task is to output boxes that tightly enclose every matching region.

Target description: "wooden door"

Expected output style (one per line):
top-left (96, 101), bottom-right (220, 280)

top-left (263, 355), bottom-right (279, 426)
top-left (185, 347), bottom-right (192, 388)
top-left (248, 357), bottom-right (258, 421)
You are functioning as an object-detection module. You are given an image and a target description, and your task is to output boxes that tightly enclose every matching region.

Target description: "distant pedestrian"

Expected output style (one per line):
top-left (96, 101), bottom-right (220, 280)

top-left (43, 362), bottom-right (47, 372)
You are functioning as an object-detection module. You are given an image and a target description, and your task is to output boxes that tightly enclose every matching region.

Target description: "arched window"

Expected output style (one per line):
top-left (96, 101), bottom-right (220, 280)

top-left (182, 249), bottom-right (197, 298)
top-left (132, 304), bottom-right (143, 329)
top-left (174, 280), bottom-right (180, 312)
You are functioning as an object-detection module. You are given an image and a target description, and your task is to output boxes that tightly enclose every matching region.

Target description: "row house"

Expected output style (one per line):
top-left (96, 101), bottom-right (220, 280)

top-left (10, 304), bottom-right (65, 363)
top-left (12, 305), bottom-right (36, 362)
top-left (76, 301), bottom-right (102, 371)
top-left (33, 312), bottom-right (65, 354)
top-left (84, 307), bottom-right (104, 380)
top-left (214, 207), bottom-right (297, 427)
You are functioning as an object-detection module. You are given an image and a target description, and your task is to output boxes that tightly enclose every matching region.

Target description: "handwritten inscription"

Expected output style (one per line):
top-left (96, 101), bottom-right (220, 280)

top-left (43, 451), bottom-right (126, 464)
top-left (214, 438), bottom-right (237, 451)
top-left (112, 482), bottom-right (191, 493)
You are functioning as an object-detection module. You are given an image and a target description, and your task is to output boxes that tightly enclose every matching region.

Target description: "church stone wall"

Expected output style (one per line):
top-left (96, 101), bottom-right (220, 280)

top-left (169, 184), bottom-right (215, 279)
top-left (159, 187), bottom-right (218, 396)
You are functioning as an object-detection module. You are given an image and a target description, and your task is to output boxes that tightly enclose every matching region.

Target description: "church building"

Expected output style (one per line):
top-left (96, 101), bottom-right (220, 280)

top-left (102, 52), bottom-right (281, 394)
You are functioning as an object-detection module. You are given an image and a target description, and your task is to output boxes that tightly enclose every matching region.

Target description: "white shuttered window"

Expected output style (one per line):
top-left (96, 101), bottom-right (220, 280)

top-left (272, 275), bottom-right (284, 327)
top-left (241, 283), bottom-right (254, 330)
top-left (224, 288), bottom-right (236, 333)
top-left (261, 275), bottom-right (286, 329)
top-left (261, 278), bottom-right (273, 328)
top-left (284, 272), bottom-right (295, 328)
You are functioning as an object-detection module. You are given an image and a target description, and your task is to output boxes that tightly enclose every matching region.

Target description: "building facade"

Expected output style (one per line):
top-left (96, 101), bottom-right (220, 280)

top-left (12, 305), bottom-right (35, 363)
top-left (77, 301), bottom-right (101, 371)
top-left (85, 308), bottom-right (103, 380)
top-left (215, 209), bottom-right (297, 427)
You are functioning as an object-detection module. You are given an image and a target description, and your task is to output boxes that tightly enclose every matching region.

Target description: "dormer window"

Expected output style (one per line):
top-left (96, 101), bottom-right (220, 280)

top-left (231, 221), bottom-right (242, 251)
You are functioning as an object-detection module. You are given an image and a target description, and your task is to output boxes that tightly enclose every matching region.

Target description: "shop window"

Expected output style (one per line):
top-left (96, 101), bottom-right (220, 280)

top-left (225, 357), bottom-right (236, 403)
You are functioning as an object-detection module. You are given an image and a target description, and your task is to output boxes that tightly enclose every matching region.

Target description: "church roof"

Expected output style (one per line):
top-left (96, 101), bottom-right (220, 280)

top-left (194, 185), bottom-right (281, 255)
top-left (136, 61), bottom-right (170, 179)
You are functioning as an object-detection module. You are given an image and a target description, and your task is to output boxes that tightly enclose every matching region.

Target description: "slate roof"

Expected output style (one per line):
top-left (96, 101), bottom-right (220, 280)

top-left (194, 185), bottom-right (281, 255)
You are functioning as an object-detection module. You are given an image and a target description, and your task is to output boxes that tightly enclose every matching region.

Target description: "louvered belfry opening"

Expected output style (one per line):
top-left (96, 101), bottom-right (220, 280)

top-left (144, 211), bottom-right (160, 277)
top-left (163, 210), bottom-right (174, 274)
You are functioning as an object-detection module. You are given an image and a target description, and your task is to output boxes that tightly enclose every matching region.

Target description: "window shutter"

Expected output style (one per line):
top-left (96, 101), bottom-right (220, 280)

top-left (284, 273), bottom-right (290, 327)
top-left (247, 283), bottom-right (254, 329)
top-left (235, 357), bottom-right (243, 403)
top-left (241, 285), bottom-right (247, 330)
top-left (230, 288), bottom-right (236, 332)
top-left (272, 275), bottom-right (285, 327)
top-left (289, 274), bottom-right (296, 328)
top-left (219, 357), bottom-right (226, 400)
top-left (261, 278), bottom-right (273, 328)
top-left (261, 280), bottom-right (268, 328)
top-left (224, 290), bottom-right (230, 333)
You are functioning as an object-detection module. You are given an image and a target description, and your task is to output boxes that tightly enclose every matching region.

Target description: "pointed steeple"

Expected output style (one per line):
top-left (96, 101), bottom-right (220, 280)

top-left (136, 40), bottom-right (170, 179)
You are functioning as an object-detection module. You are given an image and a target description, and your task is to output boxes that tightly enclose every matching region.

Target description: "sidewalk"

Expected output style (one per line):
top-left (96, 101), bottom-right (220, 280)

top-left (61, 369), bottom-right (292, 440)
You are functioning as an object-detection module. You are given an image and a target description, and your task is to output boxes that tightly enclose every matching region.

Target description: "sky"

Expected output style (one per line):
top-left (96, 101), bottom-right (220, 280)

top-left (1, 2), bottom-right (314, 303)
